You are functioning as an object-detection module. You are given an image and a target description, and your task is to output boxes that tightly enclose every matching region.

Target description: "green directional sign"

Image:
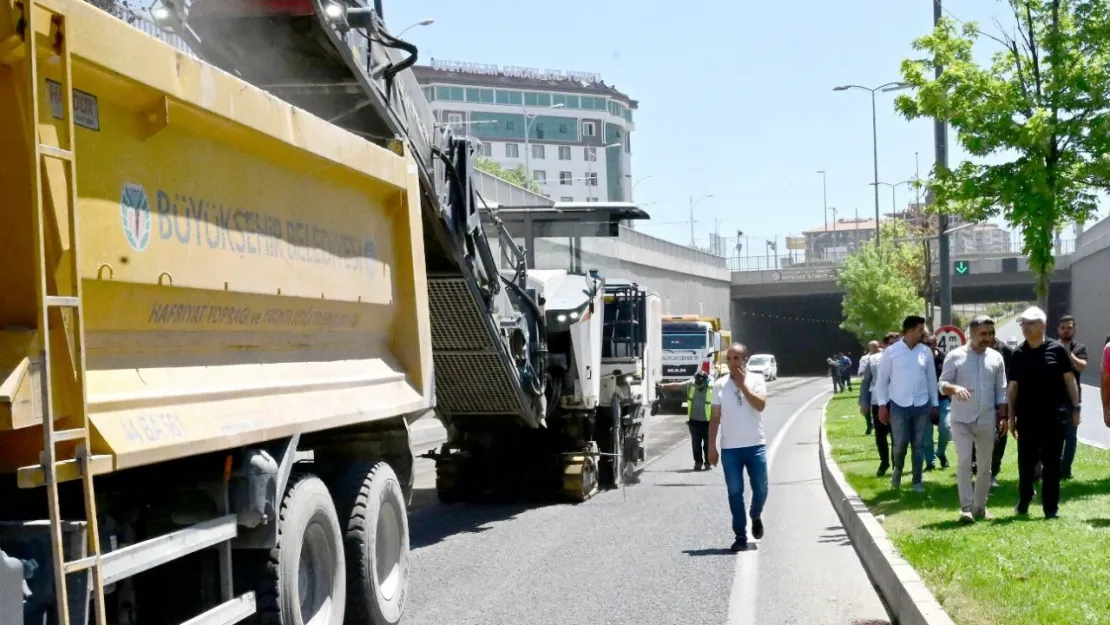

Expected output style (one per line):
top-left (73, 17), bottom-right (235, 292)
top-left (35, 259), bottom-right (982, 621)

top-left (954, 260), bottom-right (971, 275)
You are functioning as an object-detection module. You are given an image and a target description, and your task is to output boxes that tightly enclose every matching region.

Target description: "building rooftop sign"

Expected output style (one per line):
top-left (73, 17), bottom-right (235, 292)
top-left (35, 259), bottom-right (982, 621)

top-left (430, 58), bottom-right (602, 85)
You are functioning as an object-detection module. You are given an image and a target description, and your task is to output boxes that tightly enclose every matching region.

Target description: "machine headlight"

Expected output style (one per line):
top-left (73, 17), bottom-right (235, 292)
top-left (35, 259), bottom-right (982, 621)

top-left (556, 314), bottom-right (567, 322)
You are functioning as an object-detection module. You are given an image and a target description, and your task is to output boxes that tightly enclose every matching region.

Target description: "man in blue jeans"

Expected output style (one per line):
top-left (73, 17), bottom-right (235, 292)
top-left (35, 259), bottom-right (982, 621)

top-left (922, 332), bottom-right (951, 470)
top-left (875, 315), bottom-right (940, 492)
top-left (708, 343), bottom-right (769, 553)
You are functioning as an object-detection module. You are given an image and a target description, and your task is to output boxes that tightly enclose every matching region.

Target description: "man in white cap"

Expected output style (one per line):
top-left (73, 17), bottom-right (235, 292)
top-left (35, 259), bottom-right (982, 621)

top-left (1007, 306), bottom-right (1081, 518)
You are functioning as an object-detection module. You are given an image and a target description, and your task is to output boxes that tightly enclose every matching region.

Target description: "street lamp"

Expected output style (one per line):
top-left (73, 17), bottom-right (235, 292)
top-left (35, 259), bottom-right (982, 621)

top-left (688, 194), bottom-right (713, 247)
top-left (631, 175), bottom-right (652, 200)
top-left (833, 81), bottom-right (912, 247)
top-left (523, 102), bottom-right (565, 181)
top-left (396, 19), bottom-right (434, 37)
top-left (870, 179), bottom-right (914, 224)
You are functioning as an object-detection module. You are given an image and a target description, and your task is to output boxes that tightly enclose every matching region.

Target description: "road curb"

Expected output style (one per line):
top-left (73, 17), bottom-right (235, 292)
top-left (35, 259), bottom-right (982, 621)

top-left (818, 408), bottom-right (957, 625)
top-left (1080, 437), bottom-right (1110, 450)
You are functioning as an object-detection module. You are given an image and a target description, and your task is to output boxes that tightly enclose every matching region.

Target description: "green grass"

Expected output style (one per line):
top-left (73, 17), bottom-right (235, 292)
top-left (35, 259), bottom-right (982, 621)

top-left (825, 389), bottom-right (1110, 625)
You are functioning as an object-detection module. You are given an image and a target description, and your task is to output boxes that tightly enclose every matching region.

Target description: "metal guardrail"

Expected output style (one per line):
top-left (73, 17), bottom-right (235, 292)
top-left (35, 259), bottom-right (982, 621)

top-left (727, 239), bottom-right (1076, 273)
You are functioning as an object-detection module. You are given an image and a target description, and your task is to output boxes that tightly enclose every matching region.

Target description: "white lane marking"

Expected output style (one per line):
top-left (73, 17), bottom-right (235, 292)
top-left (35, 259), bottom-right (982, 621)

top-left (726, 387), bottom-right (831, 625)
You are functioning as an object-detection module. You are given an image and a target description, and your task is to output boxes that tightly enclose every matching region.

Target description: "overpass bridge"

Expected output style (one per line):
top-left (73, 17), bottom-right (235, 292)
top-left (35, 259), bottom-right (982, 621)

top-left (729, 242), bottom-right (1077, 375)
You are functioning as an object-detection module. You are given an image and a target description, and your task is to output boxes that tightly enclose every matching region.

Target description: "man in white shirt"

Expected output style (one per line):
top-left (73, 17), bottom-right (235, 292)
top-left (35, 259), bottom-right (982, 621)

top-left (708, 343), bottom-right (769, 553)
top-left (857, 341), bottom-right (881, 435)
top-left (861, 332), bottom-right (901, 476)
top-left (939, 315), bottom-right (1008, 522)
top-left (875, 315), bottom-right (940, 492)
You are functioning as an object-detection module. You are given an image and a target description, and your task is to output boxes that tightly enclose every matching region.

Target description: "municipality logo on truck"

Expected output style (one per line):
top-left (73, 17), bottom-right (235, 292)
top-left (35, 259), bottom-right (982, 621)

top-left (120, 182), bottom-right (152, 252)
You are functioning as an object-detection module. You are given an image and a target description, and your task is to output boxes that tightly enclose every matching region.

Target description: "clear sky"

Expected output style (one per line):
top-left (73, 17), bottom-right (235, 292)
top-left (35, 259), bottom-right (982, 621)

top-left (384, 1), bottom-right (1099, 251)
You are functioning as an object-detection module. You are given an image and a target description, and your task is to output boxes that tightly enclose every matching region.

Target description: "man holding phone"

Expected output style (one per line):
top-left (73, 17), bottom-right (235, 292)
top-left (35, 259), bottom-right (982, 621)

top-left (708, 343), bottom-right (769, 553)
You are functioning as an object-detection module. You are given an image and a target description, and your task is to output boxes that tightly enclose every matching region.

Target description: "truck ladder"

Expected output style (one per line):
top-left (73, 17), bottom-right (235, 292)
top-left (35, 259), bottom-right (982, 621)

top-left (21, 3), bottom-right (108, 624)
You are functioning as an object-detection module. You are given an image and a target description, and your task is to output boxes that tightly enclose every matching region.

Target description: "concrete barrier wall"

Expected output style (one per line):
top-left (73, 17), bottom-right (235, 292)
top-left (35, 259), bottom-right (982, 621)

top-left (1070, 241), bottom-right (1110, 380)
top-left (531, 237), bottom-right (732, 327)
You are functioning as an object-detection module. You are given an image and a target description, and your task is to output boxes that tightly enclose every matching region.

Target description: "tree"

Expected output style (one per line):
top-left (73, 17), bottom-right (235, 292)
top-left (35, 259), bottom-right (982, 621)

top-left (880, 220), bottom-right (929, 298)
top-left (894, 0), bottom-right (1110, 299)
top-left (838, 229), bottom-right (926, 345)
top-left (474, 156), bottom-right (542, 194)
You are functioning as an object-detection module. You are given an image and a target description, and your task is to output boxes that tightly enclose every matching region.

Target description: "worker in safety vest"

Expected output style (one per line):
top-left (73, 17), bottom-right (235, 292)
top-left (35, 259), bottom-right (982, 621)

top-left (661, 361), bottom-right (715, 470)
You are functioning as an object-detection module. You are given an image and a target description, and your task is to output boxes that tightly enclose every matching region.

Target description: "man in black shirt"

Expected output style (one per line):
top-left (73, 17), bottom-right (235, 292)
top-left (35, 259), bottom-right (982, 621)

top-left (1008, 307), bottom-right (1082, 518)
top-left (1055, 315), bottom-right (1089, 479)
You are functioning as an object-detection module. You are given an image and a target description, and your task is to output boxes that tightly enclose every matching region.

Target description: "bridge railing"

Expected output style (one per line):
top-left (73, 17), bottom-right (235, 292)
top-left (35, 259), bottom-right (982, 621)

top-left (727, 239), bottom-right (1075, 273)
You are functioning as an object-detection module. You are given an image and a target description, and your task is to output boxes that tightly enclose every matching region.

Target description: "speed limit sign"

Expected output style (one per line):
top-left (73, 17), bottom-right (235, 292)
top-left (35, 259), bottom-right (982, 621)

top-left (935, 325), bottom-right (966, 355)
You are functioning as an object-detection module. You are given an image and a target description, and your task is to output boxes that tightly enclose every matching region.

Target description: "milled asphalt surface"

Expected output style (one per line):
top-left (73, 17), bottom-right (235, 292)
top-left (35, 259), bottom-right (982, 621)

top-left (401, 378), bottom-right (891, 625)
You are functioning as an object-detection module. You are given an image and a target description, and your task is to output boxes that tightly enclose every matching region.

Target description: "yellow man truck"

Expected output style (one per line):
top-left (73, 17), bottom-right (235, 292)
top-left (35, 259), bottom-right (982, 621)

top-left (0, 1), bottom-right (651, 624)
top-left (657, 315), bottom-right (728, 411)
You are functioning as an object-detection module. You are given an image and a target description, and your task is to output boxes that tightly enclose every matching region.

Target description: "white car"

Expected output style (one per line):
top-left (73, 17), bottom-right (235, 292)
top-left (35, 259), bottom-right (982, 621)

top-left (748, 354), bottom-right (778, 381)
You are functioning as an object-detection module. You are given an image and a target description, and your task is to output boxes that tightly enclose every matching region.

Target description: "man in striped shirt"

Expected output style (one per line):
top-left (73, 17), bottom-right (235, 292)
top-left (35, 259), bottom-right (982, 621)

top-left (939, 315), bottom-right (1008, 522)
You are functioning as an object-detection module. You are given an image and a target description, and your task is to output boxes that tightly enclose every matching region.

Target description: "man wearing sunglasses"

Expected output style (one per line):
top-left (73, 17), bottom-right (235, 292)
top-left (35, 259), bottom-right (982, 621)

top-left (707, 343), bottom-right (769, 553)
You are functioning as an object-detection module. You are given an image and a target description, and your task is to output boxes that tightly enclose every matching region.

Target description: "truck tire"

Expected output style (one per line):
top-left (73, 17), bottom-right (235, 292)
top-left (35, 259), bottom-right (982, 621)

top-left (331, 462), bottom-right (409, 625)
top-left (254, 473), bottom-right (346, 625)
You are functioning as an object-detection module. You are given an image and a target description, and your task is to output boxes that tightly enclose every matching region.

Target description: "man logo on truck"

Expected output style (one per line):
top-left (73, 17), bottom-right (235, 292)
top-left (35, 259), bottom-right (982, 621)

top-left (120, 182), bottom-right (152, 252)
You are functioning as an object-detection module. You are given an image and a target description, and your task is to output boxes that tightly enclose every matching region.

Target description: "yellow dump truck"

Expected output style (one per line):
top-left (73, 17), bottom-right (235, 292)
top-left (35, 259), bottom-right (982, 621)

top-left (657, 315), bottom-right (728, 411)
top-left (0, 1), bottom-right (432, 623)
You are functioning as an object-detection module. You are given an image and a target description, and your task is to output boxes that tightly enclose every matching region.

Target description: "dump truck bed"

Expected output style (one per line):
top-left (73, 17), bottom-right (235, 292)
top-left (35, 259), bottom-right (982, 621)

top-left (0, 0), bottom-right (433, 476)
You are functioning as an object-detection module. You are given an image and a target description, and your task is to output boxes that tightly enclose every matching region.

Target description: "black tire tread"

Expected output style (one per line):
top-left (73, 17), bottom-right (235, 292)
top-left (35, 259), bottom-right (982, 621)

top-left (253, 471), bottom-right (316, 625)
top-left (330, 461), bottom-right (404, 625)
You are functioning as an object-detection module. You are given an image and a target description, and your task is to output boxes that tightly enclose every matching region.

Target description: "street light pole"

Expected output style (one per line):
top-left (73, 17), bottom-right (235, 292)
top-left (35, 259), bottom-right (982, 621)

top-left (817, 170), bottom-right (828, 232)
top-left (834, 81), bottom-right (912, 248)
top-left (688, 194), bottom-right (713, 247)
top-left (870, 91), bottom-right (880, 243)
top-left (934, 0), bottom-right (953, 325)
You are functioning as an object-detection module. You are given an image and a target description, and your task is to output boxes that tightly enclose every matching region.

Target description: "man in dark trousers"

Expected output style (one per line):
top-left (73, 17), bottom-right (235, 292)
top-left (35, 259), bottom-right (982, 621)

top-left (1007, 306), bottom-right (1082, 518)
top-left (1055, 315), bottom-right (1088, 479)
top-left (860, 332), bottom-right (901, 476)
top-left (661, 362), bottom-right (715, 471)
top-left (839, 353), bottom-right (854, 392)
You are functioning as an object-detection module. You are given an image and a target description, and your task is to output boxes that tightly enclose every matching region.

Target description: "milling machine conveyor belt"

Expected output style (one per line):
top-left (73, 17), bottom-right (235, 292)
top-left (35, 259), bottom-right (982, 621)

top-left (427, 277), bottom-right (534, 417)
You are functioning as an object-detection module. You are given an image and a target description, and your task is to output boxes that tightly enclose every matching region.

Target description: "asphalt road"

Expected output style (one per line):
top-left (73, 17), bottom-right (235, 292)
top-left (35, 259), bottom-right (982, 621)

top-left (400, 378), bottom-right (891, 625)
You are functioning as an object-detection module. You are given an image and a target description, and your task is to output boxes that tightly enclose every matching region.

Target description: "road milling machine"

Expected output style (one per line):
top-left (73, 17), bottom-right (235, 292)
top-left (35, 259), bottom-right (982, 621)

top-left (174, 0), bottom-right (658, 501)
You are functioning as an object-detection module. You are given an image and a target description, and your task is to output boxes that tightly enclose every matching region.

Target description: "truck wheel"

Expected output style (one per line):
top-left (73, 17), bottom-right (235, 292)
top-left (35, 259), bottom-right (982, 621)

top-left (331, 462), bottom-right (409, 625)
top-left (256, 473), bottom-right (346, 625)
